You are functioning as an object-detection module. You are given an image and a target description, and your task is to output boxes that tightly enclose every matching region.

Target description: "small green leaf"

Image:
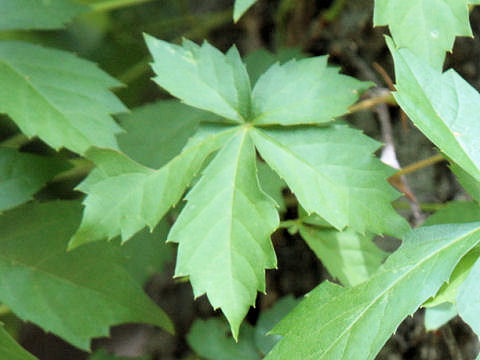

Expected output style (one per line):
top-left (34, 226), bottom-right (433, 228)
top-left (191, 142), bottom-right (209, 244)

top-left (233, 0), bottom-right (258, 22)
top-left (0, 148), bottom-right (70, 211)
top-left (0, 201), bottom-right (173, 350)
top-left (389, 39), bottom-right (480, 182)
top-left (250, 126), bottom-right (409, 237)
top-left (424, 303), bottom-right (457, 331)
top-left (70, 124), bottom-right (237, 247)
top-left (457, 257), bottom-right (480, 335)
top-left (168, 128), bottom-right (279, 338)
top-left (251, 58), bottom-right (371, 126)
top-left (0, 41), bottom-right (125, 154)
top-left (187, 318), bottom-right (258, 360)
top-left (298, 225), bottom-right (387, 286)
top-left (450, 163), bottom-right (480, 202)
top-left (145, 34), bottom-right (251, 123)
top-left (257, 161), bottom-right (286, 213)
top-left (117, 100), bottom-right (219, 168)
top-left (0, 324), bottom-right (38, 360)
top-left (267, 223), bottom-right (480, 360)
top-left (375, 0), bottom-right (473, 70)
top-left (0, 0), bottom-right (86, 30)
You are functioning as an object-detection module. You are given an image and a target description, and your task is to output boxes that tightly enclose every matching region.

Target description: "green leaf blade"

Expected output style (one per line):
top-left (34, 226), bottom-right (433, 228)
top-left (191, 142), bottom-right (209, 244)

top-left (0, 41), bottom-right (125, 154)
top-left (0, 325), bottom-right (38, 360)
top-left (457, 257), bottom-right (480, 335)
top-left (251, 126), bottom-right (409, 237)
top-left (144, 34), bottom-right (251, 123)
top-left (0, 201), bottom-right (173, 350)
top-left (267, 223), bottom-right (480, 360)
top-left (251, 58), bottom-right (371, 126)
top-left (0, 0), bottom-right (86, 30)
top-left (168, 128), bottom-right (279, 338)
top-left (233, 0), bottom-right (258, 22)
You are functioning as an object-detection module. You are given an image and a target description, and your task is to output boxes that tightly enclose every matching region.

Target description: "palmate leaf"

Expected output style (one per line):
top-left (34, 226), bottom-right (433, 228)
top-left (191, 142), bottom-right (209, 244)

top-left (374, 0), bottom-right (473, 70)
top-left (0, 41), bottom-right (125, 154)
top-left (233, 0), bottom-right (258, 22)
top-left (70, 124), bottom-right (237, 248)
top-left (168, 128), bottom-right (279, 338)
top-left (0, 325), bottom-right (37, 360)
top-left (0, 148), bottom-right (70, 211)
top-left (266, 223), bottom-right (480, 360)
top-left (388, 39), bottom-right (480, 182)
top-left (144, 34), bottom-right (251, 123)
top-left (298, 224), bottom-right (387, 286)
top-left (250, 126), bottom-right (409, 236)
top-left (251, 57), bottom-right (371, 126)
top-left (0, 0), bottom-right (86, 30)
top-left (0, 201), bottom-right (172, 350)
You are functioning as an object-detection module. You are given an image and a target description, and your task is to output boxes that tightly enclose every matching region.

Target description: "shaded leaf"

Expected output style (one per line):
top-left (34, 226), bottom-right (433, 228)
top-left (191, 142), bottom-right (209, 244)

top-left (145, 34), bottom-right (251, 123)
top-left (251, 58), bottom-right (371, 126)
top-left (168, 129), bottom-right (279, 338)
top-left (0, 0), bottom-right (86, 30)
top-left (0, 148), bottom-right (70, 211)
top-left (389, 39), bottom-right (480, 182)
top-left (375, 0), bottom-right (473, 69)
top-left (0, 324), bottom-right (38, 360)
top-left (88, 349), bottom-right (149, 360)
top-left (267, 223), bottom-right (480, 360)
top-left (0, 201), bottom-right (172, 350)
top-left (250, 126), bottom-right (409, 236)
top-left (70, 124), bottom-right (237, 247)
top-left (0, 41), bottom-right (125, 154)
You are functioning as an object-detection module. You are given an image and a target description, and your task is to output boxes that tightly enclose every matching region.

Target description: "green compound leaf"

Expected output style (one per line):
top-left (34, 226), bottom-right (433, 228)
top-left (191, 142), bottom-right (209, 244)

top-left (0, 148), bottom-right (70, 211)
top-left (457, 257), bottom-right (480, 335)
top-left (251, 57), bottom-right (371, 126)
top-left (388, 39), bottom-right (480, 182)
top-left (117, 100), bottom-right (219, 168)
top-left (0, 0), bottom-right (86, 30)
top-left (0, 324), bottom-right (38, 360)
top-left (233, 0), bottom-right (258, 22)
top-left (145, 34), bottom-right (251, 123)
top-left (168, 128), bottom-right (279, 339)
top-left (70, 124), bottom-right (237, 248)
top-left (266, 223), bottom-right (480, 360)
top-left (298, 225), bottom-right (387, 286)
top-left (0, 41), bottom-right (125, 154)
top-left (250, 126), bottom-right (409, 237)
top-left (0, 201), bottom-right (173, 350)
top-left (375, 0), bottom-right (473, 70)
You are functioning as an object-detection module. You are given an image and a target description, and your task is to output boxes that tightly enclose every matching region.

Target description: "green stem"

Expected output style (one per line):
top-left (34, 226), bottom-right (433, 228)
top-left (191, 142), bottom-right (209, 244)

top-left (391, 153), bottom-right (445, 178)
top-left (393, 201), bottom-right (447, 212)
top-left (90, 0), bottom-right (156, 12)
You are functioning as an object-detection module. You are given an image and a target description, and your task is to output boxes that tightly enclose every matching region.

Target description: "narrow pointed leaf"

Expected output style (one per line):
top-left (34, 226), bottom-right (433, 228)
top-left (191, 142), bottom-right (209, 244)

top-left (0, 41), bottom-right (125, 154)
top-left (267, 223), bottom-right (480, 360)
top-left (251, 126), bottom-right (409, 236)
top-left (0, 201), bottom-right (173, 350)
top-left (457, 257), bottom-right (480, 335)
top-left (389, 39), bottom-right (480, 182)
top-left (251, 58), bottom-right (371, 126)
top-left (168, 129), bottom-right (279, 338)
top-left (145, 34), bottom-right (251, 123)
top-left (233, 0), bottom-right (258, 22)
top-left (0, 148), bottom-right (70, 211)
top-left (70, 124), bottom-right (237, 247)
top-left (0, 0), bottom-right (86, 30)
top-left (0, 325), bottom-right (38, 360)
top-left (299, 225), bottom-right (387, 286)
top-left (374, 0), bottom-right (473, 69)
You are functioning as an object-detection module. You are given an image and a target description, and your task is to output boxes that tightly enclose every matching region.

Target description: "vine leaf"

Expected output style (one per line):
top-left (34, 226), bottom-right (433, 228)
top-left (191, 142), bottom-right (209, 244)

top-left (70, 124), bottom-right (237, 248)
top-left (0, 201), bottom-right (173, 350)
top-left (266, 223), bottom-right (480, 360)
top-left (250, 126), bottom-right (409, 237)
top-left (389, 38), bottom-right (480, 182)
top-left (374, 0), bottom-right (474, 69)
top-left (0, 0), bottom-right (86, 30)
top-left (0, 324), bottom-right (38, 360)
top-left (145, 34), bottom-right (251, 123)
top-left (0, 148), bottom-right (70, 211)
top-left (168, 128), bottom-right (279, 339)
top-left (251, 57), bottom-right (371, 126)
top-left (0, 41), bottom-right (125, 154)
top-left (233, 0), bottom-right (258, 22)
